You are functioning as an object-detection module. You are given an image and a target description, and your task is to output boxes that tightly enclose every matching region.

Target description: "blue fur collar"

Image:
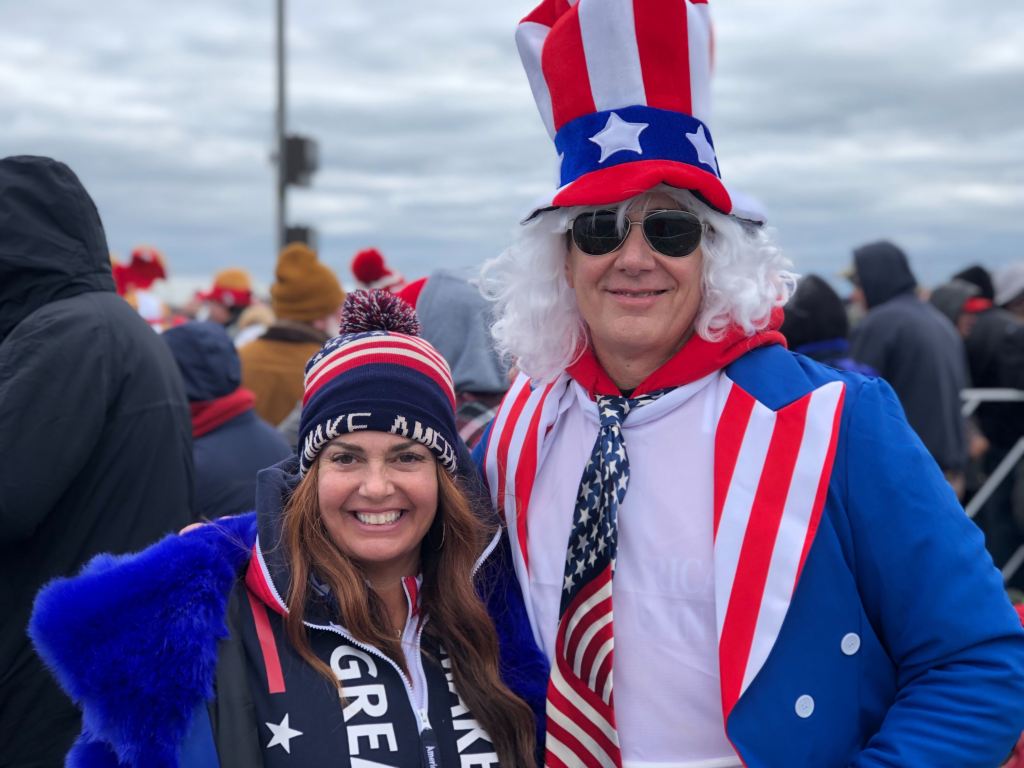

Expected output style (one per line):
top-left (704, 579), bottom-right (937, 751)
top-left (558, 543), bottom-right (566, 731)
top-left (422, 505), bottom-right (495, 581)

top-left (29, 514), bottom-right (257, 768)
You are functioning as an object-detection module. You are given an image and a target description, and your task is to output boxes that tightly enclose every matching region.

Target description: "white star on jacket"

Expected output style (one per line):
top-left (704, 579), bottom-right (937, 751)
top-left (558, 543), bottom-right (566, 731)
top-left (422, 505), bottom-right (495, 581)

top-left (686, 125), bottom-right (719, 174)
top-left (590, 112), bottom-right (649, 163)
top-left (266, 713), bottom-right (303, 754)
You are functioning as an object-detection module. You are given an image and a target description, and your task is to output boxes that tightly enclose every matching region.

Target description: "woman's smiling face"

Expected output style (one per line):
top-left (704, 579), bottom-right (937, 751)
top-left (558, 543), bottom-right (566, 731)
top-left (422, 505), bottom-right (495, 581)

top-left (317, 431), bottom-right (438, 583)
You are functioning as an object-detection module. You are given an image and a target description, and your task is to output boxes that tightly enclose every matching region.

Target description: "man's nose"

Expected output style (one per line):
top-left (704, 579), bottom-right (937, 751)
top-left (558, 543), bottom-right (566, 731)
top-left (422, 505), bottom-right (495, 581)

top-left (614, 222), bottom-right (656, 273)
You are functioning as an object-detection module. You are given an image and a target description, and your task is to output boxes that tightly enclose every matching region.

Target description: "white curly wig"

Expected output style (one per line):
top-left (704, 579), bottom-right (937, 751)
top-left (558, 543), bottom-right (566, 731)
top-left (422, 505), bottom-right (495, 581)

top-left (479, 186), bottom-right (796, 383)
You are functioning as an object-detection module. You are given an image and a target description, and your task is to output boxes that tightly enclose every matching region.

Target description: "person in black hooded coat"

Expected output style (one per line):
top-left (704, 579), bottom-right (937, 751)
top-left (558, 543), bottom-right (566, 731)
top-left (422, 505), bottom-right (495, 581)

top-left (848, 240), bottom-right (969, 489)
top-left (951, 265), bottom-right (1024, 457)
top-left (932, 272), bottom-right (1024, 582)
top-left (0, 156), bottom-right (194, 766)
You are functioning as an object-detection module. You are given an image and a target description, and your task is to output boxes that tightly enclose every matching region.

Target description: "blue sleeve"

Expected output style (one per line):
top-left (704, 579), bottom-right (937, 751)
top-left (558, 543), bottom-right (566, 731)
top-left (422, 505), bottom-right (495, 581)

top-left (473, 419), bottom-right (547, 764)
top-left (177, 704), bottom-right (220, 768)
top-left (471, 420), bottom-right (494, 489)
top-left (66, 736), bottom-right (123, 768)
top-left (483, 531), bottom-right (549, 767)
top-left (843, 378), bottom-right (1024, 767)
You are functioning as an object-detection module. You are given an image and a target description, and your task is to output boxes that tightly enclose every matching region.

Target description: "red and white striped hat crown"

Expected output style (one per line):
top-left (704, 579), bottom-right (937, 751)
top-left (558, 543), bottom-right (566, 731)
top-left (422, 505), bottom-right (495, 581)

top-left (518, 0), bottom-right (759, 221)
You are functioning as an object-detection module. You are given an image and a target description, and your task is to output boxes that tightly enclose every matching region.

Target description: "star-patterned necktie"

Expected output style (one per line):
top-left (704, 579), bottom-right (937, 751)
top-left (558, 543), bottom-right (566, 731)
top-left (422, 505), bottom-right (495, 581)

top-left (545, 390), bottom-right (670, 768)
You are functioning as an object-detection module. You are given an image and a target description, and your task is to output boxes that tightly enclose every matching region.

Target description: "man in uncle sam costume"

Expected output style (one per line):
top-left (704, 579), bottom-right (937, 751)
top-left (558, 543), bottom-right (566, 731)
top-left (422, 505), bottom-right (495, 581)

top-left (475, 1), bottom-right (1024, 766)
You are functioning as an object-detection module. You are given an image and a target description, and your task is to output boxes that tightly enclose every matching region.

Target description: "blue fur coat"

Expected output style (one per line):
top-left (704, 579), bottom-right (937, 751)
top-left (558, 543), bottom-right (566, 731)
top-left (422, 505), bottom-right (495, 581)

top-left (30, 511), bottom-right (547, 767)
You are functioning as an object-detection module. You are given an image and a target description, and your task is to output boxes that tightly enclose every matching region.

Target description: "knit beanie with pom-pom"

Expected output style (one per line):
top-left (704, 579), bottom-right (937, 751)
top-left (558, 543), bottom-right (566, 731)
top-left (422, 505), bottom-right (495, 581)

top-left (297, 289), bottom-right (458, 475)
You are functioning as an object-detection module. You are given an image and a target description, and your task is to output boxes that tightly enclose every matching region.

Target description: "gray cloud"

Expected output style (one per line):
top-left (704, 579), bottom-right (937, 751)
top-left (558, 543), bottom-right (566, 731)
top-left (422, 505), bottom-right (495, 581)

top-left (712, 1), bottom-right (1024, 282)
top-left (2, 0), bottom-right (1021, 292)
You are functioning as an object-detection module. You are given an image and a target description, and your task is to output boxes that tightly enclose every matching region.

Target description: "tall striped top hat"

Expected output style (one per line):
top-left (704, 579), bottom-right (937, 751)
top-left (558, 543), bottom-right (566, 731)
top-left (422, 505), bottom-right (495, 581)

top-left (298, 290), bottom-right (459, 476)
top-left (518, 0), bottom-right (756, 221)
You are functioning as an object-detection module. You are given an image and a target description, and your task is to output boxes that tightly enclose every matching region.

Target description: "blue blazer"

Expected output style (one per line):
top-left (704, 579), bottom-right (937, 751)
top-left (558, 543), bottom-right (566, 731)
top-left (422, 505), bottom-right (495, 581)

top-left (723, 345), bottom-right (1024, 766)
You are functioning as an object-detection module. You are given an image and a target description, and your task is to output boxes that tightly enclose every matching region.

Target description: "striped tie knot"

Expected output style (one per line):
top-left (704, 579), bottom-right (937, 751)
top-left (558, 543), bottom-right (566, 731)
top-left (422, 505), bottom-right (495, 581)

top-left (596, 389), bottom-right (666, 427)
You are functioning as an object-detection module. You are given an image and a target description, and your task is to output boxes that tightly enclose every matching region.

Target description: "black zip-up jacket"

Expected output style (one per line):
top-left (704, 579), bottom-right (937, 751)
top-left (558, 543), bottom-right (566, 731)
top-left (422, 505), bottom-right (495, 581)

top-left (965, 308), bottom-right (1024, 451)
top-left (0, 156), bottom-right (194, 764)
top-left (220, 457), bottom-right (509, 766)
top-left (226, 561), bottom-right (503, 767)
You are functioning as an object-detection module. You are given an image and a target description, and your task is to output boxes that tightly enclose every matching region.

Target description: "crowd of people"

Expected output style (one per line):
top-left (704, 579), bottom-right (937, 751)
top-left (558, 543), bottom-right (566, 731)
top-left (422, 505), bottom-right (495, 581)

top-left (3, 0), bottom-right (1024, 766)
top-left (782, 247), bottom-right (1024, 592)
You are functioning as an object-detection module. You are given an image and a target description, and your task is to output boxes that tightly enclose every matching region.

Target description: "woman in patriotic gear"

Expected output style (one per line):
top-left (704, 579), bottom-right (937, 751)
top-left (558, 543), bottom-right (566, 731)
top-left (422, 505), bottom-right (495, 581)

top-left (476, 1), bottom-right (1024, 766)
top-left (30, 291), bottom-right (544, 767)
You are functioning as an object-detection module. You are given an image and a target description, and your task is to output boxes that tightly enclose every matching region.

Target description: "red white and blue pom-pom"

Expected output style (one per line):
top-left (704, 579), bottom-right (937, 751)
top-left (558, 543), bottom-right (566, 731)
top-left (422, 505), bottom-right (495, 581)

top-left (339, 289), bottom-right (421, 336)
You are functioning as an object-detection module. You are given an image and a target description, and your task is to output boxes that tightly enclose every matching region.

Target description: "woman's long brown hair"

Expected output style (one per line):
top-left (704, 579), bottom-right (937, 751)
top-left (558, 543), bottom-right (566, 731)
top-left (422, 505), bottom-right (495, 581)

top-left (281, 458), bottom-right (536, 766)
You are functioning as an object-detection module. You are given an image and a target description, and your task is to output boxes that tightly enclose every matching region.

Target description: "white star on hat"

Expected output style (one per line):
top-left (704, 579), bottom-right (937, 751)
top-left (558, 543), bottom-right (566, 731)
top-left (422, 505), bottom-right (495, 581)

top-left (266, 713), bottom-right (303, 754)
top-left (686, 125), bottom-right (719, 174)
top-left (590, 112), bottom-right (649, 164)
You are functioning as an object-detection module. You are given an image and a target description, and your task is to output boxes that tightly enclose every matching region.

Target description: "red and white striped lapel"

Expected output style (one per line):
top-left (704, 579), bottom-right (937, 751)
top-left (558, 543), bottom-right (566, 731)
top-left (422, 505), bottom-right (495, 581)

top-left (712, 376), bottom-right (845, 719)
top-left (485, 372), bottom-right (571, 572)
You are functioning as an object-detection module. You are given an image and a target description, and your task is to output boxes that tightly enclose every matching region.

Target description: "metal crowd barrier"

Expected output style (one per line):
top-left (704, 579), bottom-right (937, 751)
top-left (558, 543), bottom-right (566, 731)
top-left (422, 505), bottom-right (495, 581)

top-left (960, 388), bottom-right (1024, 582)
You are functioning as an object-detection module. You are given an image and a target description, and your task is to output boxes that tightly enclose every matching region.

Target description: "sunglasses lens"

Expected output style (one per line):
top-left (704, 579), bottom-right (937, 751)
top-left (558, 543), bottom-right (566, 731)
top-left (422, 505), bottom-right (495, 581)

top-left (643, 210), bottom-right (703, 257)
top-left (572, 211), bottom-right (625, 256)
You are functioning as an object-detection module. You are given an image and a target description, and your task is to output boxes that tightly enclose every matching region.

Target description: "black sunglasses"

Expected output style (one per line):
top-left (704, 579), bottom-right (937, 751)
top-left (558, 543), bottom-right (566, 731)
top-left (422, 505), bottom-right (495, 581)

top-left (570, 209), bottom-right (705, 258)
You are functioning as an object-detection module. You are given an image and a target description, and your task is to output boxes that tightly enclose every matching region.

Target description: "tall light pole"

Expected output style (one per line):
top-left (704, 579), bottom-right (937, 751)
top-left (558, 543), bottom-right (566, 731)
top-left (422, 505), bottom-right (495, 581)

top-left (274, 0), bottom-right (318, 252)
top-left (275, 0), bottom-right (287, 250)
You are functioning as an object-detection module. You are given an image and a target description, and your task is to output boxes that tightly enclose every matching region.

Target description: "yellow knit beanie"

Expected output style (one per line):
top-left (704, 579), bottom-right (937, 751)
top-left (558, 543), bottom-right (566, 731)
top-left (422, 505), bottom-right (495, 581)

top-left (270, 243), bottom-right (345, 322)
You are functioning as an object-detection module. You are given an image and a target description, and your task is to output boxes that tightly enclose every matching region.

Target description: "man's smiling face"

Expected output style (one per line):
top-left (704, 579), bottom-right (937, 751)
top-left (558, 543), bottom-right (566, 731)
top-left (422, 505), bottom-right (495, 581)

top-left (565, 193), bottom-right (705, 379)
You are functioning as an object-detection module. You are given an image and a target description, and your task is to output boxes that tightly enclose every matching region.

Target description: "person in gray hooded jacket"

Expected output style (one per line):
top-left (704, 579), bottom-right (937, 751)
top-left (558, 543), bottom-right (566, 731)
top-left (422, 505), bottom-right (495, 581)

top-left (848, 239), bottom-right (969, 494)
top-left (403, 270), bottom-right (510, 449)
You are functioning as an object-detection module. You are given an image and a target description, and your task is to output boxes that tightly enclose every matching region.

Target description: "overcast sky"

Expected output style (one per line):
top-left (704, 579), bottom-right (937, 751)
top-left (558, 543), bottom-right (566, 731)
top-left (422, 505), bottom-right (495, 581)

top-left (3, 1), bottom-right (1022, 293)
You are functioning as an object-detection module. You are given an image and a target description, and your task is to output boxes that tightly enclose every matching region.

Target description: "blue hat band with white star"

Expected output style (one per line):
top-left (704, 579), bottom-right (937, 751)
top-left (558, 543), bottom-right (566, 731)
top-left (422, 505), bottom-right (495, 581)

top-left (554, 106), bottom-right (721, 189)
